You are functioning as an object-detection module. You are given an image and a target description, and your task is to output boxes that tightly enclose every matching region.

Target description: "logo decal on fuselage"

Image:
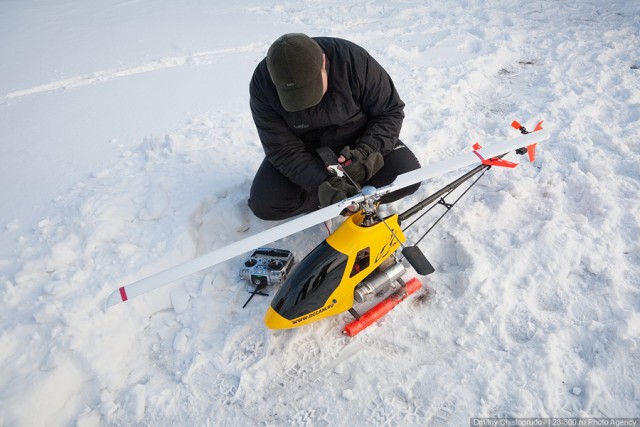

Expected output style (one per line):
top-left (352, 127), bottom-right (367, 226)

top-left (375, 234), bottom-right (399, 263)
top-left (291, 301), bottom-right (336, 325)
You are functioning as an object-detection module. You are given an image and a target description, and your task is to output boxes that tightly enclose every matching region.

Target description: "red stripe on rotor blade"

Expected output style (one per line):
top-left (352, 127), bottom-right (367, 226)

top-left (119, 286), bottom-right (128, 302)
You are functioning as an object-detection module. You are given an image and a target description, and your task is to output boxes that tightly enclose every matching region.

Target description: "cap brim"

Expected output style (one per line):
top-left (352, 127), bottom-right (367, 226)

top-left (276, 71), bottom-right (324, 112)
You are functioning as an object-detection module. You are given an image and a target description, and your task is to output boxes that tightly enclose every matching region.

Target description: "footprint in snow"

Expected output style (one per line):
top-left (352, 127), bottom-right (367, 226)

top-left (221, 325), bottom-right (267, 374)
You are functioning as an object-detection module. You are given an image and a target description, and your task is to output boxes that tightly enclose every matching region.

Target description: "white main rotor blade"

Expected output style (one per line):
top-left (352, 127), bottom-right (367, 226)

top-left (106, 200), bottom-right (353, 307)
top-left (106, 127), bottom-right (549, 307)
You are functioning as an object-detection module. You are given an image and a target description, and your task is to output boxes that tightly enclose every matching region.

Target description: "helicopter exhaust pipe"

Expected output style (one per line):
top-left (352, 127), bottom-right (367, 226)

top-left (353, 262), bottom-right (407, 303)
top-left (344, 277), bottom-right (422, 337)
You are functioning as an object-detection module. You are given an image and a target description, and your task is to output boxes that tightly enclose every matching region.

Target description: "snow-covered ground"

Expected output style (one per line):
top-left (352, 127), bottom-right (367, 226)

top-left (1, 0), bottom-right (639, 425)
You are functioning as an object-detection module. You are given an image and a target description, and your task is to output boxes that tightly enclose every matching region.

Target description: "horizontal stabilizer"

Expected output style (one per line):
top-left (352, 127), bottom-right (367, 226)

top-left (472, 143), bottom-right (518, 168)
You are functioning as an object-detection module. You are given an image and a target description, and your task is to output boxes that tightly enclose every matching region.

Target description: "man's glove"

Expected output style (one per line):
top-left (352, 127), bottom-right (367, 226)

top-left (339, 144), bottom-right (384, 183)
top-left (318, 176), bottom-right (358, 207)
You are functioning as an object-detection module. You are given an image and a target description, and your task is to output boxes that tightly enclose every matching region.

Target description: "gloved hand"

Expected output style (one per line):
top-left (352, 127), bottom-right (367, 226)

top-left (339, 144), bottom-right (384, 183)
top-left (318, 176), bottom-right (358, 207)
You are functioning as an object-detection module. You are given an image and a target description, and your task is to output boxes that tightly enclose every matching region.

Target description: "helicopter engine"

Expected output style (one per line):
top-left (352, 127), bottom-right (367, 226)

top-left (353, 260), bottom-right (406, 303)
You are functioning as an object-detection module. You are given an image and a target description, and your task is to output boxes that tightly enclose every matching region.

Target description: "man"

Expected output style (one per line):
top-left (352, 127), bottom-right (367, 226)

top-left (248, 33), bottom-right (421, 221)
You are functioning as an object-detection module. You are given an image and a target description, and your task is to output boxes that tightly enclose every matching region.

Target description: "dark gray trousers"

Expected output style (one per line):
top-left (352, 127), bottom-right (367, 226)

top-left (248, 141), bottom-right (421, 221)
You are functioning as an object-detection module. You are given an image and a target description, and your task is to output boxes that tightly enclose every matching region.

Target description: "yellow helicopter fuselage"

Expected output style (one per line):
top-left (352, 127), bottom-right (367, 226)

top-left (264, 213), bottom-right (405, 329)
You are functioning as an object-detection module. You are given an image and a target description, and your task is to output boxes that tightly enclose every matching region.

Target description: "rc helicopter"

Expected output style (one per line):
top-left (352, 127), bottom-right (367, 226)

top-left (107, 121), bottom-right (549, 335)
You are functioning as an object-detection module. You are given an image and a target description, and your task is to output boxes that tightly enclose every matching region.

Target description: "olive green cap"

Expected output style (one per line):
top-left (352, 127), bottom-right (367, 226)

top-left (266, 34), bottom-right (324, 112)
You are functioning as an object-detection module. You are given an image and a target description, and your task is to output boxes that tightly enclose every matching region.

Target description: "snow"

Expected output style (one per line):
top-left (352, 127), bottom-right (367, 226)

top-left (1, 0), bottom-right (639, 425)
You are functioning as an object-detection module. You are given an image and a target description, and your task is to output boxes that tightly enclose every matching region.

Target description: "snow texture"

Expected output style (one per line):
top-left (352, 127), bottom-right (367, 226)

top-left (1, 0), bottom-right (639, 426)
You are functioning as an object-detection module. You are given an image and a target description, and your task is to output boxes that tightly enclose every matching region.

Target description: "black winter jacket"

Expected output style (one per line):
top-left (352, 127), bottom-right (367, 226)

top-left (249, 37), bottom-right (405, 191)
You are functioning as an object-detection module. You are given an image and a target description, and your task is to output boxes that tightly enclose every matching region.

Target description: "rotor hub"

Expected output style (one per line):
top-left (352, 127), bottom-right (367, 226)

top-left (359, 185), bottom-right (381, 226)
